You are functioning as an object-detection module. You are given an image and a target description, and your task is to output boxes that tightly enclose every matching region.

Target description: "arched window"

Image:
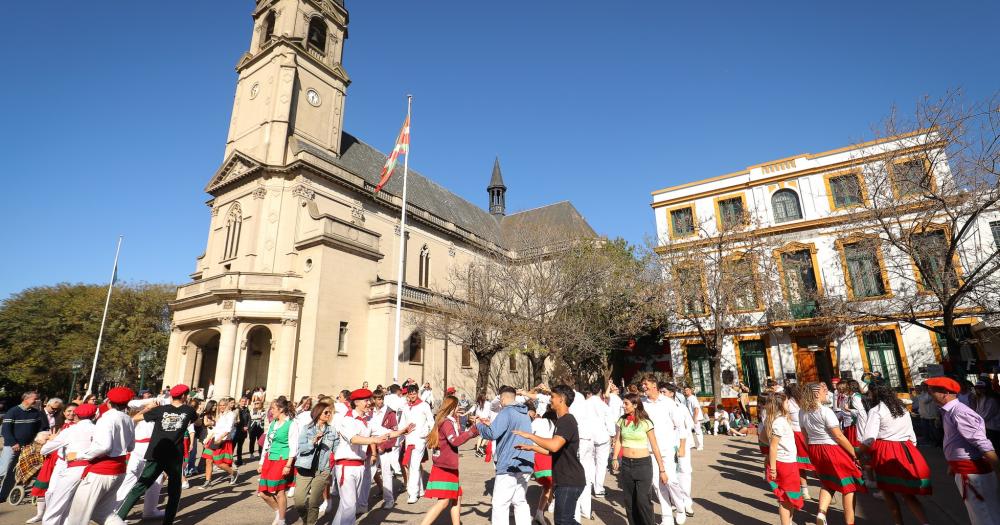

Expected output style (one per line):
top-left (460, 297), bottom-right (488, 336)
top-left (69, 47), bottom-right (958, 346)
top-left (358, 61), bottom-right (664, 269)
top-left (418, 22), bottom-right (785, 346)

top-left (307, 17), bottom-right (327, 52)
top-left (262, 10), bottom-right (275, 44)
top-left (223, 203), bottom-right (242, 261)
top-left (418, 245), bottom-right (430, 288)
top-left (771, 189), bottom-right (803, 223)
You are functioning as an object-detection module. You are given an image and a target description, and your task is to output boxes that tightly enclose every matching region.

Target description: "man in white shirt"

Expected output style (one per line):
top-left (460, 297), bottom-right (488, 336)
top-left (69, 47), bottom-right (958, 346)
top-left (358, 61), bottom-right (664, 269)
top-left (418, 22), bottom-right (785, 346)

top-left (712, 405), bottom-right (730, 436)
top-left (569, 388), bottom-right (599, 520)
top-left (41, 403), bottom-right (97, 524)
top-left (586, 384), bottom-right (612, 498)
top-left (671, 385), bottom-right (697, 519)
top-left (66, 387), bottom-right (136, 525)
top-left (682, 387), bottom-right (704, 450)
top-left (419, 383), bottom-right (435, 409)
top-left (398, 384), bottom-right (434, 503)
top-left (642, 377), bottom-right (686, 525)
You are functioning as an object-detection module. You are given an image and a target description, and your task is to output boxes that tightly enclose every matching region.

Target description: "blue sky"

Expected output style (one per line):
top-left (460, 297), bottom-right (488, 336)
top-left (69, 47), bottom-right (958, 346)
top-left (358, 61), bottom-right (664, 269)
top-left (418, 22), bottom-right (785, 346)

top-left (1, 1), bottom-right (998, 298)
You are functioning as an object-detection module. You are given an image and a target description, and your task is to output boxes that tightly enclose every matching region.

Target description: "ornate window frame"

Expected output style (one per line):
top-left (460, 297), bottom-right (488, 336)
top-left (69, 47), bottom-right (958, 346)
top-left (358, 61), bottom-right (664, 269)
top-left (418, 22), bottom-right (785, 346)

top-left (834, 234), bottom-right (892, 301)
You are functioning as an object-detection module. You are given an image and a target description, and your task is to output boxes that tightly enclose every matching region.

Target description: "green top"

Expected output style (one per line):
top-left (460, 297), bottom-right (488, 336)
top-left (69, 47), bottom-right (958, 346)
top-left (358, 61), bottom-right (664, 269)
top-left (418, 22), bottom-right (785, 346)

top-left (618, 418), bottom-right (653, 449)
top-left (266, 419), bottom-right (291, 461)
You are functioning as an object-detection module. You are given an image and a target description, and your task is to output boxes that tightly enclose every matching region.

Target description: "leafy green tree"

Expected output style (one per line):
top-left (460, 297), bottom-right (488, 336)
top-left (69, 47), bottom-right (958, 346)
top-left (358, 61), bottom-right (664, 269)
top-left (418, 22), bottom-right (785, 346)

top-left (0, 282), bottom-right (175, 398)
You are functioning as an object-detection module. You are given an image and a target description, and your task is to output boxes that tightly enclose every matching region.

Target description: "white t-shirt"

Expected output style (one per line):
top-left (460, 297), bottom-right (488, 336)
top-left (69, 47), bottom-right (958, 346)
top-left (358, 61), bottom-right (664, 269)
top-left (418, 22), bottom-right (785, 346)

top-left (861, 402), bottom-right (917, 446)
top-left (535, 393), bottom-right (552, 416)
top-left (642, 395), bottom-right (678, 452)
top-left (799, 406), bottom-right (840, 446)
top-left (771, 416), bottom-right (797, 463)
top-left (786, 398), bottom-right (802, 432)
top-left (531, 418), bottom-right (555, 439)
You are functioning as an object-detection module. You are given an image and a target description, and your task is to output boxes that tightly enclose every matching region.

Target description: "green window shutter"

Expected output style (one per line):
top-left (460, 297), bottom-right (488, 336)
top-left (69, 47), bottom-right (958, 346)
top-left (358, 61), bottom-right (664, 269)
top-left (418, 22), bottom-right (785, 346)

top-left (863, 330), bottom-right (907, 392)
top-left (739, 340), bottom-right (768, 395)
top-left (831, 175), bottom-right (862, 208)
top-left (845, 244), bottom-right (885, 298)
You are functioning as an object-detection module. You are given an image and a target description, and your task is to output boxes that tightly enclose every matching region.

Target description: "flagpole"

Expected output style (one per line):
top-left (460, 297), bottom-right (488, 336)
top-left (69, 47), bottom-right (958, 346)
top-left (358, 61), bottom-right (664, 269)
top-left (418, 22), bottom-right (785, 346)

top-left (391, 95), bottom-right (413, 384)
top-left (86, 235), bottom-right (123, 397)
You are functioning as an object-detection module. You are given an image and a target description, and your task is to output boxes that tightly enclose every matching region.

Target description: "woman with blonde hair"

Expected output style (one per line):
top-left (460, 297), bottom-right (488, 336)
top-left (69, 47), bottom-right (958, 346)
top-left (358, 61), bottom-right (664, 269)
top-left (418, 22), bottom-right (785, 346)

top-left (201, 397), bottom-right (238, 487)
top-left (761, 392), bottom-right (802, 525)
top-left (800, 382), bottom-right (864, 525)
top-left (419, 395), bottom-right (479, 525)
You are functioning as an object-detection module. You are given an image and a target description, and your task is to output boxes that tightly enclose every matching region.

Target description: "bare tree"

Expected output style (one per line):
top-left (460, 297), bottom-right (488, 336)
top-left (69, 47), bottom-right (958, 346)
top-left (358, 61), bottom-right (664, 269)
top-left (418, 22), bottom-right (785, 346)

top-left (844, 93), bottom-right (1000, 373)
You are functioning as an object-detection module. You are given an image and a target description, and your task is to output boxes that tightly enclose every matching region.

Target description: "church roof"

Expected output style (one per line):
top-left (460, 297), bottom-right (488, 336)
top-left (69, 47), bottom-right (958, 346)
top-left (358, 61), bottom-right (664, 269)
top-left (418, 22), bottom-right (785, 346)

top-left (292, 132), bottom-right (596, 252)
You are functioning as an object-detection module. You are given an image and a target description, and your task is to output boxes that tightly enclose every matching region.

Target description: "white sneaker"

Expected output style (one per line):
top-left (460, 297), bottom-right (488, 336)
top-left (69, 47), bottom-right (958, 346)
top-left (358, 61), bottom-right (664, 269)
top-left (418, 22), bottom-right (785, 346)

top-left (675, 510), bottom-right (688, 524)
top-left (287, 487), bottom-right (295, 498)
top-left (407, 496), bottom-right (418, 504)
top-left (25, 517), bottom-right (42, 524)
top-left (181, 481), bottom-right (190, 489)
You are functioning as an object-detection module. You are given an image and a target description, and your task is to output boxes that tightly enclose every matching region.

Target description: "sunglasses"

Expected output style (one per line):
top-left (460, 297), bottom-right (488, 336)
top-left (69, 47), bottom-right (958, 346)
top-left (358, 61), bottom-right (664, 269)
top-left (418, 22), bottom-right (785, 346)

top-left (322, 410), bottom-right (332, 414)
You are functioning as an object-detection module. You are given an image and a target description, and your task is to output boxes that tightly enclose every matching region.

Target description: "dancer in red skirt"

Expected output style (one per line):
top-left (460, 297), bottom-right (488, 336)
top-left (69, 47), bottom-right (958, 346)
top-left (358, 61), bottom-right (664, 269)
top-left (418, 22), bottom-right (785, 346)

top-left (257, 398), bottom-right (299, 525)
top-left (529, 402), bottom-right (556, 523)
top-left (26, 403), bottom-right (73, 523)
top-left (761, 392), bottom-right (802, 525)
top-left (785, 383), bottom-right (816, 501)
top-left (419, 395), bottom-right (478, 525)
top-left (799, 382), bottom-right (863, 525)
top-left (201, 397), bottom-right (238, 487)
top-left (860, 382), bottom-right (931, 525)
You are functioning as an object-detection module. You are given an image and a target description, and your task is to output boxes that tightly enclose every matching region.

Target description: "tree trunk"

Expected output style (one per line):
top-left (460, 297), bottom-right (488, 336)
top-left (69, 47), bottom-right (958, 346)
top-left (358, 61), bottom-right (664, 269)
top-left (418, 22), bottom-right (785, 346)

top-left (528, 353), bottom-right (547, 387)
top-left (711, 357), bottom-right (723, 406)
top-left (475, 351), bottom-right (495, 398)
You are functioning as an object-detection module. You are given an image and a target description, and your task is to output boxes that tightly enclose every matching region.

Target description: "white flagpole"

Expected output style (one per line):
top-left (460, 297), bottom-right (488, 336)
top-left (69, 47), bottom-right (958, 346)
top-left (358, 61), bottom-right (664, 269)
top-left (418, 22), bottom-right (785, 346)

top-left (391, 95), bottom-right (412, 384)
top-left (86, 235), bottom-right (123, 397)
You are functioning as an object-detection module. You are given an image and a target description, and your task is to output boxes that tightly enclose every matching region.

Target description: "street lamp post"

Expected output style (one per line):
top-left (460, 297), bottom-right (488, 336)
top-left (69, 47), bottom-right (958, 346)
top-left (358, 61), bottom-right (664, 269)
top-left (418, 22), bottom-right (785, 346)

top-left (138, 349), bottom-right (155, 392)
top-left (69, 359), bottom-right (84, 401)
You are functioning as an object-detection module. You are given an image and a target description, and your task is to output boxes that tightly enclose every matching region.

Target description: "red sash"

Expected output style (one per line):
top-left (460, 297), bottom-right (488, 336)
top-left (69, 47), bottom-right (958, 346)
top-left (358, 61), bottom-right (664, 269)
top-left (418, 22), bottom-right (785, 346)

top-left (948, 459), bottom-right (993, 501)
top-left (67, 459), bottom-right (90, 468)
top-left (136, 438), bottom-right (151, 443)
top-left (83, 456), bottom-right (127, 476)
top-left (334, 458), bottom-right (365, 486)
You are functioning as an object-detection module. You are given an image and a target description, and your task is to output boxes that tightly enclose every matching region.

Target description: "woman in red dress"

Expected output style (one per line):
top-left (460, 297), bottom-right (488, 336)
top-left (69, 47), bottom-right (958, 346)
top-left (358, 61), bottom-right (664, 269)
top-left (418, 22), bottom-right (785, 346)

top-left (26, 403), bottom-right (73, 523)
top-left (419, 395), bottom-right (479, 525)
top-left (800, 382), bottom-right (864, 525)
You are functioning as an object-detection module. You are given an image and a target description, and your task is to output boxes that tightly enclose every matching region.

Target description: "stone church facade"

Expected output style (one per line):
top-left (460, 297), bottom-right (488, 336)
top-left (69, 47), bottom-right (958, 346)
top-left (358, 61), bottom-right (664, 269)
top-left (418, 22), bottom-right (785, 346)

top-left (161, 0), bottom-right (596, 399)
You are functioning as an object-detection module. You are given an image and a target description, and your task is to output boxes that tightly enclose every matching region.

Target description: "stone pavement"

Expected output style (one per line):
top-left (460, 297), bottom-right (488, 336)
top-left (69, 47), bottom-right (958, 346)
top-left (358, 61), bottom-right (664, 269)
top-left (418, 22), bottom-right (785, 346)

top-left (1, 435), bottom-right (972, 524)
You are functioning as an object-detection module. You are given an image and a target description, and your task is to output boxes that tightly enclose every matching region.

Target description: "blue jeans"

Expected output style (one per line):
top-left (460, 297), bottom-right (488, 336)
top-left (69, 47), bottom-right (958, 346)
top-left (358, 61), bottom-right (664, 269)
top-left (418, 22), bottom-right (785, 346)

top-left (0, 446), bottom-right (20, 502)
top-left (553, 485), bottom-right (585, 525)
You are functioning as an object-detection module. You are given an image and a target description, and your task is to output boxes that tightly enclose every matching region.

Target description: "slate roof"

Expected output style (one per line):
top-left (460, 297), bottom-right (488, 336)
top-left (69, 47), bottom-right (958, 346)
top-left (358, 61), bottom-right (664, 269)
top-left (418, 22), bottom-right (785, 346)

top-left (291, 133), bottom-right (596, 252)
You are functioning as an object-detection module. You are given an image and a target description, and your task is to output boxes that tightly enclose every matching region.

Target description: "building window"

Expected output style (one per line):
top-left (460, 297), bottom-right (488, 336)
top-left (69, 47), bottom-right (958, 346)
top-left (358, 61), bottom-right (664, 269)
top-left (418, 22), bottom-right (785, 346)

top-left (843, 241), bottom-right (887, 299)
top-left (262, 10), bottom-right (275, 44)
top-left (780, 248), bottom-right (819, 319)
top-left (418, 245), bottom-right (430, 288)
top-left (913, 229), bottom-right (958, 290)
top-left (307, 18), bottom-right (327, 52)
top-left (509, 353), bottom-right (517, 372)
top-left (989, 220), bottom-right (1000, 251)
top-left (892, 158), bottom-right (932, 197)
top-left (408, 332), bottom-right (423, 364)
top-left (669, 206), bottom-right (696, 238)
top-left (337, 322), bottom-right (348, 355)
top-left (675, 265), bottom-right (706, 315)
top-left (223, 203), bottom-right (242, 261)
top-left (771, 189), bottom-right (803, 223)
top-left (717, 196), bottom-right (746, 230)
top-left (461, 345), bottom-right (472, 369)
top-left (727, 256), bottom-right (759, 311)
top-left (687, 344), bottom-right (714, 397)
top-left (861, 330), bottom-right (907, 392)
top-left (738, 339), bottom-right (769, 395)
top-left (828, 173), bottom-right (864, 209)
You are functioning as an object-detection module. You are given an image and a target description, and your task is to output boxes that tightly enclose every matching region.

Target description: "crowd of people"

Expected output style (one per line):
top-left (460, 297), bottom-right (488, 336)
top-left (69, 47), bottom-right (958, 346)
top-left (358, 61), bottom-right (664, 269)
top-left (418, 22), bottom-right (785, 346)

top-left (0, 371), bottom-right (997, 525)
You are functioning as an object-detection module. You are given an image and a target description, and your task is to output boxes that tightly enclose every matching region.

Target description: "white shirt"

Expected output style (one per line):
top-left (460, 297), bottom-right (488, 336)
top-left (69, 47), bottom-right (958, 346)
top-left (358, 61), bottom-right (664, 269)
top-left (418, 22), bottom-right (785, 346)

top-left (369, 406), bottom-right (391, 437)
top-left (384, 393), bottom-right (405, 413)
top-left (79, 409), bottom-right (134, 461)
top-left (294, 410), bottom-right (313, 430)
top-left (786, 398), bottom-right (802, 432)
top-left (685, 394), bottom-right (703, 422)
top-left (585, 395), bottom-right (611, 443)
top-left (420, 389), bottom-right (435, 408)
top-left (714, 410), bottom-right (729, 423)
top-left (531, 418), bottom-right (555, 439)
top-left (399, 400), bottom-right (434, 445)
top-left (41, 419), bottom-right (95, 461)
top-left (845, 393), bottom-right (868, 431)
top-left (861, 402), bottom-right (917, 446)
top-left (334, 414), bottom-right (371, 461)
top-left (605, 393), bottom-right (623, 436)
top-left (260, 417), bottom-right (300, 459)
top-left (133, 420), bottom-right (155, 455)
top-left (211, 411), bottom-right (236, 442)
top-left (799, 406), bottom-right (840, 446)
top-left (771, 416), bottom-right (797, 463)
top-left (671, 396), bottom-right (695, 449)
top-left (642, 395), bottom-right (677, 453)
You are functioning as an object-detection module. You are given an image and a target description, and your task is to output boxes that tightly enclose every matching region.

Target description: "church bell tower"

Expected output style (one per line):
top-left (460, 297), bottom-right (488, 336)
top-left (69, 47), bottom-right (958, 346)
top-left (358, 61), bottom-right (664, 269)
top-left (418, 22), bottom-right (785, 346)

top-left (223, 0), bottom-right (351, 165)
top-left (488, 157), bottom-right (506, 217)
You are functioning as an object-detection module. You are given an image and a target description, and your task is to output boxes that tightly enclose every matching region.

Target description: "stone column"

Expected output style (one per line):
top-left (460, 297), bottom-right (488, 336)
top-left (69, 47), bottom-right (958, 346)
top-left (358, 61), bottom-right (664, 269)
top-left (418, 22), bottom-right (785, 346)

top-left (270, 318), bottom-right (298, 397)
top-left (162, 325), bottom-right (184, 389)
top-left (214, 317), bottom-right (239, 399)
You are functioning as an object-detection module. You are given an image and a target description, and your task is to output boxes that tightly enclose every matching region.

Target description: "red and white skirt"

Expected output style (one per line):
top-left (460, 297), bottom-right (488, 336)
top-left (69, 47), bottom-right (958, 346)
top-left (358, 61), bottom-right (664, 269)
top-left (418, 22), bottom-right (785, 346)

top-left (808, 443), bottom-right (865, 494)
top-left (870, 440), bottom-right (932, 495)
top-left (257, 457), bottom-right (295, 493)
top-left (766, 461), bottom-right (804, 510)
top-left (424, 466), bottom-right (462, 500)
top-left (533, 452), bottom-right (553, 488)
top-left (793, 431), bottom-right (815, 472)
top-left (843, 425), bottom-right (861, 451)
top-left (30, 452), bottom-right (59, 497)
top-left (202, 440), bottom-right (234, 466)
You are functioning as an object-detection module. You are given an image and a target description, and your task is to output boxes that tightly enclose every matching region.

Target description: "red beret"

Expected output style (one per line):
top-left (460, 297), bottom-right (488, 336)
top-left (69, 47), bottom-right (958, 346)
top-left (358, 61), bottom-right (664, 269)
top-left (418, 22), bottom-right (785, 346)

top-left (349, 389), bottom-right (373, 401)
top-left (74, 403), bottom-right (97, 419)
top-left (925, 377), bottom-right (960, 394)
top-left (170, 384), bottom-right (190, 398)
top-left (107, 387), bottom-right (135, 404)
top-left (446, 387), bottom-right (456, 394)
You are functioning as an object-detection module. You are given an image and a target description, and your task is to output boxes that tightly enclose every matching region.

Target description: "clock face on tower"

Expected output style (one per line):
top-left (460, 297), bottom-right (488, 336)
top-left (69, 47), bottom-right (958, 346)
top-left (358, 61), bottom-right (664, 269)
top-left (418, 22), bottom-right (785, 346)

top-left (306, 89), bottom-right (321, 107)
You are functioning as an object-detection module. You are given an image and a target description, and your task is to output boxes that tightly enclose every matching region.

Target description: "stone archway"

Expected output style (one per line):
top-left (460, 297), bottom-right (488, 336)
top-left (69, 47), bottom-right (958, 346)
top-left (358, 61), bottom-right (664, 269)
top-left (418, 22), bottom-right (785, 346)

top-left (187, 329), bottom-right (221, 389)
top-left (243, 326), bottom-right (272, 393)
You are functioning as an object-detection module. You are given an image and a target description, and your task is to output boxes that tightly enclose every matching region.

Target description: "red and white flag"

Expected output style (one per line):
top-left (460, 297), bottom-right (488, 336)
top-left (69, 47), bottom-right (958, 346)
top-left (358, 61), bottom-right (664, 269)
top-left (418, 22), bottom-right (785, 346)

top-left (373, 114), bottom-right (410, 193)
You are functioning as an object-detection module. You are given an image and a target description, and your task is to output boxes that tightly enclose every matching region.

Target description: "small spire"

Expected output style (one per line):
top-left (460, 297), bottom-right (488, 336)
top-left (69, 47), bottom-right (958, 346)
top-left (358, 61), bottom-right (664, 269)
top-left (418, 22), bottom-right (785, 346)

top-left (488, 156), bottom-right (506, 189)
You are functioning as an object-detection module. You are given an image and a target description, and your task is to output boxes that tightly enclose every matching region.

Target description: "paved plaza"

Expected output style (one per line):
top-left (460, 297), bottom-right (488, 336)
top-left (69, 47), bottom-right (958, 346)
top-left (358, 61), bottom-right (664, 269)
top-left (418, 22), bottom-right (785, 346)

top-left (1, 434), bottom-right (971, 524)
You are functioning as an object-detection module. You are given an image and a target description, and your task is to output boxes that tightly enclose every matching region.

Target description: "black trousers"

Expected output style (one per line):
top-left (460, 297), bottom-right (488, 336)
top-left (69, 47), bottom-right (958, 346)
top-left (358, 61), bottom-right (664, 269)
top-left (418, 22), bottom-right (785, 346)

top-left (234, 430), bottom-right (248, 464)
top-left (619, 456), bottom-right (655, 525)
top-left (248, 424), bottom-right (264, 456)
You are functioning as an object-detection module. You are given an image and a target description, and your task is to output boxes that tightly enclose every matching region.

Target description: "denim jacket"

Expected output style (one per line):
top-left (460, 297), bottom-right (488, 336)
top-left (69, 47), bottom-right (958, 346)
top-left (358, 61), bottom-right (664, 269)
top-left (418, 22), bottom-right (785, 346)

top-left (295, 422), bottom-right (337, 472)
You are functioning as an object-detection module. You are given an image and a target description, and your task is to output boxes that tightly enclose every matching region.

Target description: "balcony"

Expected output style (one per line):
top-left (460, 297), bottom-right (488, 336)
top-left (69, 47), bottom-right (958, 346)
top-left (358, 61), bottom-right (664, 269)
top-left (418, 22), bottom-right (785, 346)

top-left (369, 280), bottom-right (432, 307)
top-left (175, 272), bottom-right (303, 302)
top-left (789, 300), bottom-right (818, 320)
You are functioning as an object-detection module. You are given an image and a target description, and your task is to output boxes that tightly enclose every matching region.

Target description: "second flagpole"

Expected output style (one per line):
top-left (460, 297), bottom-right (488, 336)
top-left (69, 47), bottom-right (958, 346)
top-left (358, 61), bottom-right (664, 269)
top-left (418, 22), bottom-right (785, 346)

top-left (391, 95), bottom-right (412, 383)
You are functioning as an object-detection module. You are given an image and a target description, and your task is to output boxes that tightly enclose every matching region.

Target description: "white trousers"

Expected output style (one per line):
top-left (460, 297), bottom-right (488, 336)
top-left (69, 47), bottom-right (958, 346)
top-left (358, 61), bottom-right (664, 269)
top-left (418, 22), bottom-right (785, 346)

top-left (692, 423), bottom-right (704, 449)
top-left (115, 454), bottom-right (162, 517)
top-left (492, 472), bottom-right (531, 525)
top-left (332, 464), bottom-right (363, 525)
top-left (955, 472), bottom-right (1000, 525)
top-left (677, 448), bottom-right (693, 508)
top-left (64, 472), bottom-right (125, 525)
top-left (42, 464), bottom-right (84, 525)
top-left (575, 438), bottom-right (594, 519)
top-left (358, 457), bottom-right (372, 511)
top-left (405, 444), bottom-right (426, 499)
top-left (650, 454), bottom-right (683, 525)
top-left (378, 451), bottom-right (396, 506)
top-left (593, 439), bottom-right (611, 494)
